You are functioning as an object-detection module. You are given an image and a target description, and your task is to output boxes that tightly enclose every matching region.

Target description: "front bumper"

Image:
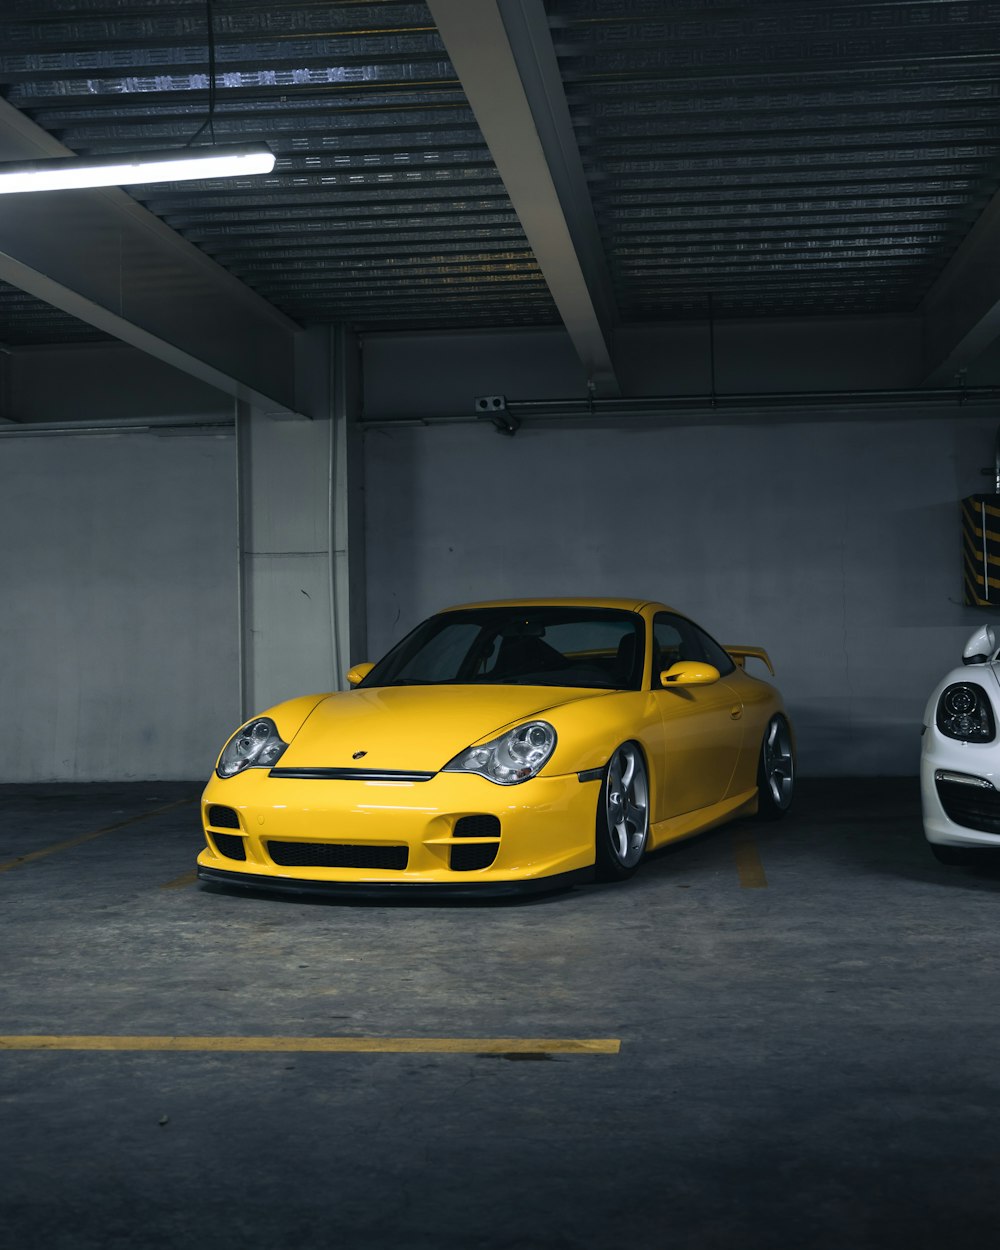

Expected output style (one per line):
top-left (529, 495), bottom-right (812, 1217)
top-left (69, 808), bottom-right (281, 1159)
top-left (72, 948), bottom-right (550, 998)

top-left (920, 731), bottom-right (1000, 848)
top-left (197, 766), bottom-right (601, 891)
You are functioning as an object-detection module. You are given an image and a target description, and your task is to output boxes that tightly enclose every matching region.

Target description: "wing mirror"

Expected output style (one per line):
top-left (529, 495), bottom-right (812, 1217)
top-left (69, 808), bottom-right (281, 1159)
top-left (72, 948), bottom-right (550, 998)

top-left (346, 662), bottom-right (374, 686)
top-left (963, 624), bottom-right (997, 666)
top-left (660, 661), bottom-right (721, 687)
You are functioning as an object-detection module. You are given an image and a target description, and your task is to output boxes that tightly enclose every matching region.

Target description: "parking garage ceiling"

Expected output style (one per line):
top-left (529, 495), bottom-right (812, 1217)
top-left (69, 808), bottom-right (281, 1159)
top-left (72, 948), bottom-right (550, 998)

top-left (1, 0), bottom-right (999, 402)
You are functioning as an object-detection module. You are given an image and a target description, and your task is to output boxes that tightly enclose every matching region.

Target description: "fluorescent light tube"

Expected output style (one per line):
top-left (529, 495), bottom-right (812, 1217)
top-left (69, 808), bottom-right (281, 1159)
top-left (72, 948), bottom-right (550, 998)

top-left (0, 143), bottom-right (275, 194)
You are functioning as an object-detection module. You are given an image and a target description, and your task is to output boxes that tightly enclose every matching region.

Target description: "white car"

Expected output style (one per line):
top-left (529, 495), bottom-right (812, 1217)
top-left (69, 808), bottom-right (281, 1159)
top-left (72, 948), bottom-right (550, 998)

top-left (922, 623), bottom-right (1000, 863)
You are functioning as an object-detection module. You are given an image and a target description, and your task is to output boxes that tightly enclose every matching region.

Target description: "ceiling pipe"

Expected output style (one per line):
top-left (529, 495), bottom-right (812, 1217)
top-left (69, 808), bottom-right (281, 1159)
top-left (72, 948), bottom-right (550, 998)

top-left (361, 385), bottom-right (1000, 429)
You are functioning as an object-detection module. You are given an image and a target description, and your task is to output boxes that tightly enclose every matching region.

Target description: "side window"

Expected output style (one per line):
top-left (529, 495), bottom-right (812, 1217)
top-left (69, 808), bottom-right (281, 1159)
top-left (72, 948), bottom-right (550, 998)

top-left (653, 613), bottom-right (735, 678)
top-left (652, 617), bottom-right (686, 673)
top-left (692, 624), bottom-right (736, 676)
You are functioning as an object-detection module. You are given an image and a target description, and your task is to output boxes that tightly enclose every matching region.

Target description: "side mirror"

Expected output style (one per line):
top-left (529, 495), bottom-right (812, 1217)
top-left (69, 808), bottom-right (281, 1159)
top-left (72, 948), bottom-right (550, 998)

top-left (660, 661), bottom-right (721, 688)
top-left (963, 625), bottom-right (997, 666)
top-left (346, 662), bottom-right (374, 687)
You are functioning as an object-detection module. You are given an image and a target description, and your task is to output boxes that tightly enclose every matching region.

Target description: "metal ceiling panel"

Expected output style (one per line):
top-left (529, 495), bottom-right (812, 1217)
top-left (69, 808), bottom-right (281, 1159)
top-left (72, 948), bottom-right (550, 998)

top-left (0, 0), bottom-right (557, 340)
top-left (550, 0), bottom-right (1000, 320)
top-left (0, 0), bottom-right (998, 353)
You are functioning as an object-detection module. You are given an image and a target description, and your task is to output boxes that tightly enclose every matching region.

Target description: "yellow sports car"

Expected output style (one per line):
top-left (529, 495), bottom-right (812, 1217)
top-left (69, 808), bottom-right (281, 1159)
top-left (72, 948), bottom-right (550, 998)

top-left (197, 598), bottom-right (794, 896)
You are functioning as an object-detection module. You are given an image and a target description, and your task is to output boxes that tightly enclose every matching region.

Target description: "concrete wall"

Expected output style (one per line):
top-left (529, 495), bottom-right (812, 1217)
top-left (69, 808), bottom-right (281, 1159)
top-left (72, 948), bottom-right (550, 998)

top-left (3, 318), bottom-right (996, 782)
top-left (238, 401), bottom-right (339, 716)
top-left (236, 327), bottom-right (367, 719)
top-left (0, 428), bottom-right (239, 780)
top-left (363, 411), bottom-right (999, 776)
top-left (0, 328), bottom-right (365, 783)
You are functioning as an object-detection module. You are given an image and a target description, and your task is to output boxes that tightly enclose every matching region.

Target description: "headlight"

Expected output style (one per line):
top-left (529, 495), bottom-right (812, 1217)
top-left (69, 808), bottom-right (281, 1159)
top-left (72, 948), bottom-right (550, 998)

top-left (443, 720), bottom-right (557, 785)
top-left (217, 717), bottom-right (289, 778)
top-left (936, 683), bottom-right (996, 743)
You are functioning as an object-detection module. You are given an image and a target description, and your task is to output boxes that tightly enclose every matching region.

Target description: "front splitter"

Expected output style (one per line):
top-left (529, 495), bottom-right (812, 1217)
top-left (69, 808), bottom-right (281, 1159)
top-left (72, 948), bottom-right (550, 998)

top-left (196, 864), bottom-right (591, 900)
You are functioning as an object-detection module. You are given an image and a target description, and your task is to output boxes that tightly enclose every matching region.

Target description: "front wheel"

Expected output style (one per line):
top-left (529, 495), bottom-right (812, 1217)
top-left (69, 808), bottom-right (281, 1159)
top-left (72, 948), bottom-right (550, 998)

top-left (595, 741), bottom-right (650, 881)
top-left (755, 715), bottom-right (794, 820)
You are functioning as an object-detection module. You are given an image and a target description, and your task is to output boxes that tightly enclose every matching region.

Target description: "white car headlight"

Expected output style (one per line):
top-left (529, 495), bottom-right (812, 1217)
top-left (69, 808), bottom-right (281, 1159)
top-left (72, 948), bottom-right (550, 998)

top-left (217, 717), bottom-right (289, 778)
top-left (443, 720), bottom-right (557, 785)
top-left (936, 683), bottom-right (996, 743)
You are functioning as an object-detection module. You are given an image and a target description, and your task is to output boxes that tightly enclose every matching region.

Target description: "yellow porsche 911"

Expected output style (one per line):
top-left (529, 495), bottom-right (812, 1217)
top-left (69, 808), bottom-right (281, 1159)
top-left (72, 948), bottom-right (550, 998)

top-left (197, 598), bottom-right (794, 896)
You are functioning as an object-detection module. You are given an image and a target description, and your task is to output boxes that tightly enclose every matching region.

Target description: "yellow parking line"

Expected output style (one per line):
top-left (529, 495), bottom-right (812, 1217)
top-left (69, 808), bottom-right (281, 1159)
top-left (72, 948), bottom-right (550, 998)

top-left (159, 869), bottom-right (198, 890)
top-left (732, 832), bottom-right (768, 889)
top-left (0, 1035), bottom-right (620, 1055)
top-left (0, 798), bottom-right (195, 875)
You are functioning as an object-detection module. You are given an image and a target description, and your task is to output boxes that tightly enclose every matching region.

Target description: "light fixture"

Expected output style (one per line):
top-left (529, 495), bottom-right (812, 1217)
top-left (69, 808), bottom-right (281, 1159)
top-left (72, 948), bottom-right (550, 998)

top-left (0, 4), bottom-right (276, 196)
top-left (0, 142), bottom-right (275, 195)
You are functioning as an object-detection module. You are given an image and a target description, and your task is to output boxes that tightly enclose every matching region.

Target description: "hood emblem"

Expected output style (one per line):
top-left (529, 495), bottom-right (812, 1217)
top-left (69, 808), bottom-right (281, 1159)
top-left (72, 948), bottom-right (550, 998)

top-left (352, 750), bottom-right (368, 760)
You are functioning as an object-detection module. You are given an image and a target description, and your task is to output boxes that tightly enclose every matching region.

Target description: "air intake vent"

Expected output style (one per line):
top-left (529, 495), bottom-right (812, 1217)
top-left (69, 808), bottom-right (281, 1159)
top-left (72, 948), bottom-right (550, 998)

top-left (935, 778), bottom-right (1000, 834)
top-left (451, 815), bottom-right (500, 871)
top-left (454, 815), bottom-right (501, 838)
top-left (450, 843), bottom-right (499, 872)
top-left (207, 805), bottom-right (241, 829)
top-left (211, 832), bottom-right (246, 861)
top-left (267, 841), bottom-right (408, 870)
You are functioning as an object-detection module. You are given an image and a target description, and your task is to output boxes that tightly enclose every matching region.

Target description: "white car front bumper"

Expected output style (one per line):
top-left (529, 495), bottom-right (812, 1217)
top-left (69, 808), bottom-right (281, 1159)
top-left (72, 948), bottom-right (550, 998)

top-left (921, 730), bottom-right (1000, 848)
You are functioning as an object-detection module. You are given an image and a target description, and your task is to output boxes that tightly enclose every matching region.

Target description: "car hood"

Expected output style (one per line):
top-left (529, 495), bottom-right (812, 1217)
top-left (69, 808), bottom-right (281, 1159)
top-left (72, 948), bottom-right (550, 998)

top-left (278, 683), bottom-right (611, 773)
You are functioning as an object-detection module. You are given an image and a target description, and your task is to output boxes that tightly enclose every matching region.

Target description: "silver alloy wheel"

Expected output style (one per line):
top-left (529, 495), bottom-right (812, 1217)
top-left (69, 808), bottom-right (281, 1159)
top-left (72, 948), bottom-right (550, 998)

top-left (763, 716), bottom-right (794, 810)
top-left (605, 743), bottom-right (650, 868)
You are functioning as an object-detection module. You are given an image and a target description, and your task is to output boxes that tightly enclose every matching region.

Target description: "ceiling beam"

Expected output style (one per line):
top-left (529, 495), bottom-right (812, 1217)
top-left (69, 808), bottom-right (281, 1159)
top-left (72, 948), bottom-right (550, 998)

top-left (0, 96), bottom-right (305, 417)
top-left (920, 188), bottom-right (1000, 385)
top-left (428, 0), bottom-right (620, 396)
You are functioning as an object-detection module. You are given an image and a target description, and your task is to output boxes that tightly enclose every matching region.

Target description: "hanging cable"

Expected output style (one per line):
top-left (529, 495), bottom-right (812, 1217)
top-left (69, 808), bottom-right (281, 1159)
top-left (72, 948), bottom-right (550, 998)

top-left (186, 0), bottom-right (218, 147)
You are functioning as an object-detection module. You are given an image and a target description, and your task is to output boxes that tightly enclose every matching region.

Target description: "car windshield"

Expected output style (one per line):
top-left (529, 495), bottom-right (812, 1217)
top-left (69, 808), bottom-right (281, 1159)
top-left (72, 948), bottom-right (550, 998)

top-left (360, 606), bottom-right (645, 690)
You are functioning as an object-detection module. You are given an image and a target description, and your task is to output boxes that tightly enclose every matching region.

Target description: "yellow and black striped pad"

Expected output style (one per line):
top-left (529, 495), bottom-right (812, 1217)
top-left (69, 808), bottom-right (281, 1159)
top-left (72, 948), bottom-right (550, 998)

top-left (962, 494), bottom-right (1000, 606)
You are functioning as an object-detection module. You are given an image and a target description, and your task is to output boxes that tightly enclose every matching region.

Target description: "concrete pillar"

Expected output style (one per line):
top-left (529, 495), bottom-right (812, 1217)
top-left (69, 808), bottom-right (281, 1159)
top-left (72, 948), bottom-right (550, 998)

top-left (331, 325), bottom-right (368, 674)
top-left (237, 326), bottom-right (366, 718)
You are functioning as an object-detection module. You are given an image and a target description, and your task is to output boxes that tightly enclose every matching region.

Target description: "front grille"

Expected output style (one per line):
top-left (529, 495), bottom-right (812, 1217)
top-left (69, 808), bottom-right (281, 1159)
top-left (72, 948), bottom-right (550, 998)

top-left (207, 805), bottom-right (240, 829)
top-left (266, 841), bottom-right (408, 870)
top-left (936, 778), bottom-right (1000, 834)
top-left (451, 843), bottom-right (499, 872)
top-left (211, 832), bottom-right (246, 861)
top-left (454, 815), bottom-right (501, 838)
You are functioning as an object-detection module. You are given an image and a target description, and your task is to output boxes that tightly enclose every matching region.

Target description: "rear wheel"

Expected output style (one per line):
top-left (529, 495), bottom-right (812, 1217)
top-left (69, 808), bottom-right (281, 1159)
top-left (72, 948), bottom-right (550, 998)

top-left (595, 742), bottom-right (650, 881)
top-left (756, 715), bottom-right (794, 820)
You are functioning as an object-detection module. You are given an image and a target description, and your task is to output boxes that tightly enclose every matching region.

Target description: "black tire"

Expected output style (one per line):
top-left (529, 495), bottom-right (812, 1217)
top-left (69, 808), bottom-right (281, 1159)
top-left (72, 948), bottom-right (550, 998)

top-left (755, 715), bottom-right (795, 821)
top-left (929, 843), bottom-right (976, 866)
top-left (594, 741), bottom-right (650, 882)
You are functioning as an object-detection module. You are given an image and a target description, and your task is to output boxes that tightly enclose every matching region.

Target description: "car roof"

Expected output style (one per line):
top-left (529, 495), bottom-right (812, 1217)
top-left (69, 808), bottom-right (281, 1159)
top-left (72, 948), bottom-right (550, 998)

top-left (441, 597), bottom-right (671, 614)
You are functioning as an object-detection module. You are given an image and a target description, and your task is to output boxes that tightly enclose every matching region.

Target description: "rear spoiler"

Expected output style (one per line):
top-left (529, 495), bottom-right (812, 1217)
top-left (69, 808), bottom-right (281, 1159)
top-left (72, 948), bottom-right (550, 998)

top-left (726, 646), bottom-right (775, 676)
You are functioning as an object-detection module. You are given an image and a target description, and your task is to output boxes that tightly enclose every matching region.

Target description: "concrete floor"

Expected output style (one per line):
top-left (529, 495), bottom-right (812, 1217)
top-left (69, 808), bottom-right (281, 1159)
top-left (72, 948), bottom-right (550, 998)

top-left (1, 778), bottom-right (999, 1250)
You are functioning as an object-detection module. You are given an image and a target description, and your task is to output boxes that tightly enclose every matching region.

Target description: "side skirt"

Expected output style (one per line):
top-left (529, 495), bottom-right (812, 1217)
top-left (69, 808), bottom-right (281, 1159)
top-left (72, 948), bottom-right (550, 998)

top-left (648, 788), bottom-right (758, 850)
